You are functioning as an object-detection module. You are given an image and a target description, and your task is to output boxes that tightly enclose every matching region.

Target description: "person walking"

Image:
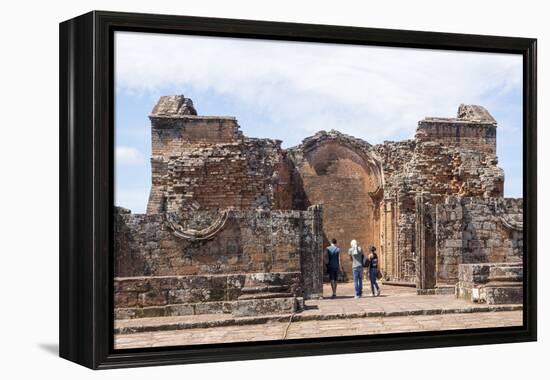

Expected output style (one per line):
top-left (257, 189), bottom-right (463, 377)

top-left (326, 238), bottom-right (342, 298)
top-left (367, 246), bottom-right (381, 297)
top-left (348, 239), bottom-right (364, 298)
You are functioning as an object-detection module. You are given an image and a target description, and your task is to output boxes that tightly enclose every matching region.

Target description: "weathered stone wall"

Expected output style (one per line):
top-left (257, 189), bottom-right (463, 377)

top-left (116, 208), bottom-right (313, 276)
top-left (371, 105), bottom-right (506, 283)
top-left (371, 141), bottom-right (415, 280)
top-left (407, 104), bottom-right (503, 199)
top-left (435, 197), bottom-right (523, 285)
top-left (373, 140), bottom-right (415, 195)
top-left (114, 206), bottom-right (323, 300)
top-left (407, 136), bottom-right (503, 198)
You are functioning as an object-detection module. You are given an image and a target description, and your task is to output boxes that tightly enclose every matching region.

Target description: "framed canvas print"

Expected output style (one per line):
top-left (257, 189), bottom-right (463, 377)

top-left (59, 11), bottom-right (537, 369)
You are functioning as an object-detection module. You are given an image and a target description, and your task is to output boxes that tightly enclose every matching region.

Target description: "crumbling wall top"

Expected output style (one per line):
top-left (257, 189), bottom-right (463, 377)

top-left (421, 104), bottom-right (497, 125)
top-left (457, 104), bottom-right (496, 123)
top-left (150, 95), bottom-right (198, 117)
top-left (415, 104), bottom-right (498, 156)
top-left (290, 129), bottom-right (373, 154)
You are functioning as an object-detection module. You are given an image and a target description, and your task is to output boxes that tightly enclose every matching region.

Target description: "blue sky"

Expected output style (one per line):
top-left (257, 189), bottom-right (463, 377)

top-left (115, 32), bottom-right (523, 213)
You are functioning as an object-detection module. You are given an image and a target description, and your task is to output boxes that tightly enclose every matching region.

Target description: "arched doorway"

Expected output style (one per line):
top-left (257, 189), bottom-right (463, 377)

top-left (289, 134), bottom-right (384, 281)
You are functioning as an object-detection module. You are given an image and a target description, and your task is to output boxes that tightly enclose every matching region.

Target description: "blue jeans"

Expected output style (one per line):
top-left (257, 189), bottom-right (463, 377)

top-left (352, 267), bottom-right (363, 296)
top-left (369, 268), bottom-right (380, 294)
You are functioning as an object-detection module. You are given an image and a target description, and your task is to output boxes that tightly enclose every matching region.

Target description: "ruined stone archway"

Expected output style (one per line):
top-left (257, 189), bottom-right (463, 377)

top-left (288, 131), bottom-right (384, 281)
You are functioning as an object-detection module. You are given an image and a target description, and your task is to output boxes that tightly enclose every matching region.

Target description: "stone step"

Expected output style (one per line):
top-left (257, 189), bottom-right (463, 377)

top-left (237, 292), bottom-right (293, 300)
top-left (417, 286), bottom-right (455, 295)
top-left (114, 302), bottom-right (522, 334)
top-left (239, 272), bottom-right (301, 288)
top-left (240, 285), bottom-right (289, 294)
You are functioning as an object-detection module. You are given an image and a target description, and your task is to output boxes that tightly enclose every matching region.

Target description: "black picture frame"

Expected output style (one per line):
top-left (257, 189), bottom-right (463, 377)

top-left (59, 10), bottom-right (537, 369)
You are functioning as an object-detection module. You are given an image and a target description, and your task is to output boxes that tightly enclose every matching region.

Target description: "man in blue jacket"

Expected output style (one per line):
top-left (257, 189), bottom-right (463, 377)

top-left (326, 238), bottom-right (342, 298)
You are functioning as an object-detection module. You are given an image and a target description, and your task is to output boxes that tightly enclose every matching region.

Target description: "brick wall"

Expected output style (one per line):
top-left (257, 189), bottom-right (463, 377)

top-left (147, 123), bottom-right (291, 214)
top-left (416, 120), bottom-right (497, 155)
top-left (151, 116), bottom-right (242, 153)
top-left (416, 103), bottom-right (498, 155)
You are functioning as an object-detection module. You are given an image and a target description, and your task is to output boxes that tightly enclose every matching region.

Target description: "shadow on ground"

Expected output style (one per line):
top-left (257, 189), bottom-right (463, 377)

top-left (38, 343), bottom-right (59, 356)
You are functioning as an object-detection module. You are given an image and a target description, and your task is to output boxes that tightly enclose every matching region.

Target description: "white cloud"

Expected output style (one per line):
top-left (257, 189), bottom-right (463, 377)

top-left (116, 145), bottom-right (145, 165)
top-left (114, 31), bottom-right (522, 145)
top-left (114, 31), bottom-right (523, 201)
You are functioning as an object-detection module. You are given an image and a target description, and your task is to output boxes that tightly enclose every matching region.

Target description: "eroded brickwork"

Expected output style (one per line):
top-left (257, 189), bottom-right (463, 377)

top-left (147, 108), bottom-right (292, 214)
top-left (371, 104), bottom-right (509, 283)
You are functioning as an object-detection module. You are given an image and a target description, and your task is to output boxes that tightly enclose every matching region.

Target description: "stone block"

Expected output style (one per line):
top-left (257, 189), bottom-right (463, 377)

top-left (114, 278), bottom-right (150, 293)
top-left (195, 302), bottom-right (225, 315)
top-left (456, 262), bottom-right (523, 304)
top-left (166, 289), bottom-right (190, 304)
top-left (165, 304), bottom-right (195, 316)
top-left (232, 297), bottom-right (298, 317)
top-left (445, 239), bottom-right (463, 248)
top-left (139, 290), bottom-right (168, 306)
top-left (484, 285), bottom-right (523, 304)
top-left (114, 292), bottom-right (138, 308)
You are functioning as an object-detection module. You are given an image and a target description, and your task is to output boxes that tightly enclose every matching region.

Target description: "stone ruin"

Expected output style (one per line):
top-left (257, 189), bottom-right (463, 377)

top-left (114, 95), bottom-right (523, 319)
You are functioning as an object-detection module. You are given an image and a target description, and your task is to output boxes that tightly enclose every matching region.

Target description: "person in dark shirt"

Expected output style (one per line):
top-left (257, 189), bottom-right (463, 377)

top-left (367, 246), bottom-right (381, 297)
top-left (326, 238), bottom-right (342, 298)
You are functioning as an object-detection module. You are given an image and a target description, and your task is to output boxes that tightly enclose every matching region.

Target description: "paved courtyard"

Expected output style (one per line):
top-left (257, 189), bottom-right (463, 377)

top-left (114, 283), bottom-right (523, 349)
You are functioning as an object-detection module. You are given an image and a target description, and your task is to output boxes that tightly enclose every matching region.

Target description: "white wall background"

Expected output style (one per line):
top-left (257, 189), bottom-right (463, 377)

top-left (0, 0), bottom-right (546, 378)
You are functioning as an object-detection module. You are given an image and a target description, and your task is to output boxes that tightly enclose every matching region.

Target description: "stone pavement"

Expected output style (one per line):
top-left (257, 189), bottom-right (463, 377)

top-left (115, 311), bottom-right (521, 349)
top-left (114, 283), bottom-right (522, 349)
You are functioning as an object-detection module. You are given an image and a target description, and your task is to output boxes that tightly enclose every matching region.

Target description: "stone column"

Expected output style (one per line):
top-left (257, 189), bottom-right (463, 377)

top-left (299, 205), bottom-right (324, 299)
top-left (415, 193), bottom-right (437, 290)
